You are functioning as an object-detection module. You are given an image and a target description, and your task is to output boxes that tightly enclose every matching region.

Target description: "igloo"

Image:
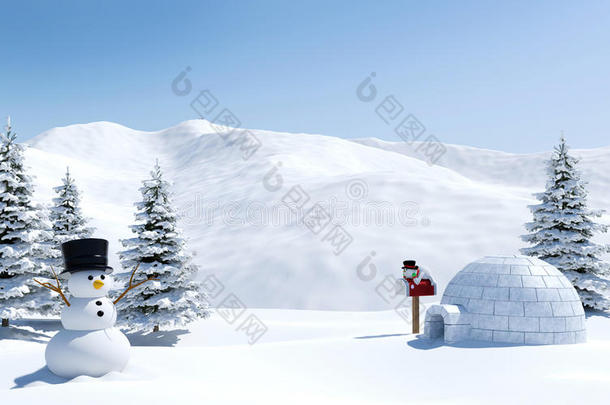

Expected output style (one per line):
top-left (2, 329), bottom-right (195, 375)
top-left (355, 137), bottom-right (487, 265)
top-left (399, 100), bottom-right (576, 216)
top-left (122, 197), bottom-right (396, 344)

top-left (424, 255), bottom-right (586, 345)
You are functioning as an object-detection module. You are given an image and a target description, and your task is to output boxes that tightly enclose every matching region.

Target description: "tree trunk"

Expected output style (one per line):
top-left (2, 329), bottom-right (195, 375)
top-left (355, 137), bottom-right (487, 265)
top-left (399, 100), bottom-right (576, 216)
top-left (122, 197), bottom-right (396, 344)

top-left (152, 324), bottom-right (159, 333)
top-left (1, 318), bottom-right (8, 327)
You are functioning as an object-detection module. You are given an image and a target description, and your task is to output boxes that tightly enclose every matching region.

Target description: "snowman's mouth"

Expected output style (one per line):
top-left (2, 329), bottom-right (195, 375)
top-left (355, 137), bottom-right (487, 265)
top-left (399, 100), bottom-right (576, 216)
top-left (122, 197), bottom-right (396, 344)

top-left (93, 280), bottom-right (104, 289)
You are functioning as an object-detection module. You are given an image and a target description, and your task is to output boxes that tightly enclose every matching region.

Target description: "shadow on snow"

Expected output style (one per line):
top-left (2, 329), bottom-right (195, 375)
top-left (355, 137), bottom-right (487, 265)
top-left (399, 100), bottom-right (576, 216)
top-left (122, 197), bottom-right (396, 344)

top-left (12, 366), bottom-right (67, 389)
top-left (408, 335), bottom-right (530, 350)
top-left (354, 333), bottom-right (409, 339)
top-left (0, 319), bottom-right (62, 344)
top-left (125, 329), bottom-right (189, 347)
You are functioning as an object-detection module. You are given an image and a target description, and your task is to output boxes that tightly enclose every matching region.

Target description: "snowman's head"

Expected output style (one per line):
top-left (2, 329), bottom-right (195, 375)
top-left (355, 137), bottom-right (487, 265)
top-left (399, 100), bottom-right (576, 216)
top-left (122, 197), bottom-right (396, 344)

top-left (67, 270), bottom-right (113, 297)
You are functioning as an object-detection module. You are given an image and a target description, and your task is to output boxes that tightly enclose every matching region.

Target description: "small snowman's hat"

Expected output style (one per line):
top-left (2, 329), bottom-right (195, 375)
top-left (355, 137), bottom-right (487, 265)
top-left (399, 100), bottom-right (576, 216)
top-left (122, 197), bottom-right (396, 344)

top-left (61, 238), bottom-right (113, 276)
top-left (402, 260), bottom-right (418, 269)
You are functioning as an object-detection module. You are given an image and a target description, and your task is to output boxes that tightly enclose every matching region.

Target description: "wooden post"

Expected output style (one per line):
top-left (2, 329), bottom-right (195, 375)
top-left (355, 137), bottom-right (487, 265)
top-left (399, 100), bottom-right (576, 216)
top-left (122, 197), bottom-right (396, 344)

top-left (412, 296), bottom-right (419, 334)
top-left (1, 318), bottom-right (8, 327)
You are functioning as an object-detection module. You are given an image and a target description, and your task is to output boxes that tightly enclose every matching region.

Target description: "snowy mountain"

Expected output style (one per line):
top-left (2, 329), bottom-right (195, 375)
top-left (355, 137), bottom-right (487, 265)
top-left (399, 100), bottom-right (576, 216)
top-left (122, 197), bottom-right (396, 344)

top-left (353, 137), bottom-right (610, 208)
top-left (24, 121), bottom-right (610, 310)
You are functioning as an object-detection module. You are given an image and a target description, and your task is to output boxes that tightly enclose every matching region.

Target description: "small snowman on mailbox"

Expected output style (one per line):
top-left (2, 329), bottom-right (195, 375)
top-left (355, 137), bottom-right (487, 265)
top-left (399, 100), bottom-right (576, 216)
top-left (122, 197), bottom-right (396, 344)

top-left (35, 238), bottom-right (156, 378)
top-left (401, 260), bottom-right (436, 334)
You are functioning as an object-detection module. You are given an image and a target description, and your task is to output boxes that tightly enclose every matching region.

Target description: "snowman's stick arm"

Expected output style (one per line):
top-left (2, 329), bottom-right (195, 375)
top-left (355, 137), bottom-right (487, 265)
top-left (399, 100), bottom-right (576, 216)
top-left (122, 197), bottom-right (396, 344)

top-left (33, 267), bottom-right (70, 306)
top-left (112, 263), bottom-right (159, 305)
top-left (112, 278), bottom-right (158, 304)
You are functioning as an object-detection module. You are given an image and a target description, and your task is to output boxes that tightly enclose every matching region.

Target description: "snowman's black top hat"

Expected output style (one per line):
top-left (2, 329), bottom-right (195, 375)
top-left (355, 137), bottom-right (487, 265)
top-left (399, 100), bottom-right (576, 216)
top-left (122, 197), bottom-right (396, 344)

top-left (61, 238), bottom-right (113, 275)
top-left (402, 260), bottom-right (418, 269)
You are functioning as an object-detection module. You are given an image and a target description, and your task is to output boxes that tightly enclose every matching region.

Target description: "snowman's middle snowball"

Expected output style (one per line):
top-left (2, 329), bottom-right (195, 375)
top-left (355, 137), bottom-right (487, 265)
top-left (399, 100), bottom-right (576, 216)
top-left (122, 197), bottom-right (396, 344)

top-left (62, 297), bottom-right (118, 330)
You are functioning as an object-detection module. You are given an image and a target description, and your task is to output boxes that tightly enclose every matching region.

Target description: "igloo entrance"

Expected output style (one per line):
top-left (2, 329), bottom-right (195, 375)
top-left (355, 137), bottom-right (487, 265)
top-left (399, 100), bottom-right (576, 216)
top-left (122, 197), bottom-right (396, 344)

top-left (423, 304), bottom-right (470, 343)
top-left (426, 314), bottom-right (444, 339)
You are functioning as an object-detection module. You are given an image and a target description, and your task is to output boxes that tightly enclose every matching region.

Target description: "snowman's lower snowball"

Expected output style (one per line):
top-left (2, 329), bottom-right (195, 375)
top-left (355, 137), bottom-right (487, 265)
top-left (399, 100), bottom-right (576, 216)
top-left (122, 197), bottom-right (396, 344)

top-left (46, 327), bottom-right (130, 378)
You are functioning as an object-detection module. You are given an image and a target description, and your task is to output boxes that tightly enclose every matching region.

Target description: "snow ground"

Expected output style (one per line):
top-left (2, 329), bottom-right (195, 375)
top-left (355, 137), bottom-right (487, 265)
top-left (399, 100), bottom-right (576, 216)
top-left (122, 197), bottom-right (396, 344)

top-left (1, 308), bottom-right (609, 404)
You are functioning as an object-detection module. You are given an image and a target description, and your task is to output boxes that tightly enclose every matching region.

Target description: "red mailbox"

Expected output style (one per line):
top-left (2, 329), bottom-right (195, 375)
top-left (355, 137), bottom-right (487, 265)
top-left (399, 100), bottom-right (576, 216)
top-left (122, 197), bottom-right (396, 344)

top-left (402, 260), bottom-right (436, 297)
top-left (405, 278), bottom-right (435, 296)
top-left (402, 259), bottom-right (436, 334)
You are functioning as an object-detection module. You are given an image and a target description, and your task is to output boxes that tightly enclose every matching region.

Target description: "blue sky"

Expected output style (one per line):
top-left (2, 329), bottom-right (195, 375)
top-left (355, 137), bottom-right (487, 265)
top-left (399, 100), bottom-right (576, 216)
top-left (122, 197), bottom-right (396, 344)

top-left (1, 0), bottom-right (609, 152)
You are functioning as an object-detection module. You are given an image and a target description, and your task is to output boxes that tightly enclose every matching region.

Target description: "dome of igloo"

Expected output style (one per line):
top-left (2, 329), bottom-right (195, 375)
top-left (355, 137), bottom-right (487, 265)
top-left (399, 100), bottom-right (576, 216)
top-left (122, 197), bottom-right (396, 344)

top-left (435, 255), bottom-right (586, 345)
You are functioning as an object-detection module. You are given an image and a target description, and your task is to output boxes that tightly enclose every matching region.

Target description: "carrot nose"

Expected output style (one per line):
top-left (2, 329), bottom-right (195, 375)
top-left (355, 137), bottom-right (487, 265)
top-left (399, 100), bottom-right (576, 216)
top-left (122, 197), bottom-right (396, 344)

top-left (93, 280), bottom-right (104, 289)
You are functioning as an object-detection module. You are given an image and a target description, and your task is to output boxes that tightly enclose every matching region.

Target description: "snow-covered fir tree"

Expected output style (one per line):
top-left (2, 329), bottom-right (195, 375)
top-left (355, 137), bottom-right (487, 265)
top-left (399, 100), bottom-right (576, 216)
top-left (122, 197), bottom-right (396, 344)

top-left (0, 117), bottom-right (57, 326)
top-left (116, 160), bottom-right (208, 332)
top-left (31, 203), bottom-right (63, 314)
top-left (36, 167), bottom-right (95, 312)
top-left (521, 135), bottom-right (610, 310)
top-left (50, 167), bottom-right (94, 250)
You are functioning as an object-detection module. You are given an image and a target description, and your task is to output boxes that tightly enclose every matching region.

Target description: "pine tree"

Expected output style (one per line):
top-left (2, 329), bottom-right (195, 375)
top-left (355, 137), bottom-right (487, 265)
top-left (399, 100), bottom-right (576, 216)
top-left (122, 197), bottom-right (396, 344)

top-left (31, 203), bottom-right (62, 314)
top-left (116, 160), bottom-right (208, 332)
top-left (40, 167), bottom-right (94, 312)
top-left (0, 117), bottom-right (56, 326)
top-left (50, 167), bottom-right (94, 249)
top-left (521, 135), bottom-right (610, 310)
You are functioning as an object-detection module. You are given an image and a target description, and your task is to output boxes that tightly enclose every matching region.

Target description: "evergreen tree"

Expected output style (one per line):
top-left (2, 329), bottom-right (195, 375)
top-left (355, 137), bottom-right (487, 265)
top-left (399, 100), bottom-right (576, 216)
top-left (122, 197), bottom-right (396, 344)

top-left (36, 167), bottom-right (95, 312)
top-left (50, 167), bottom-right (94, 249)
top-left (521, 135), bottom-right (610, 310)
top-left (31, 203), bottom-right (62, 314)
top-left (0, 117), bottom-right (56, 326)
top-left (116, 160), bottom-right (208, 332)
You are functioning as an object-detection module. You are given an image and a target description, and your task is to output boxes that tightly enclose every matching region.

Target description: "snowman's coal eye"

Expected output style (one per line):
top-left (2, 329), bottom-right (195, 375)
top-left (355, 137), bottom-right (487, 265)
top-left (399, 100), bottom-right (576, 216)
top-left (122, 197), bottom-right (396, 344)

top-left (100, 275), bottom-right (105, 280)
top-left (88, 275), bottom-right (93, 280)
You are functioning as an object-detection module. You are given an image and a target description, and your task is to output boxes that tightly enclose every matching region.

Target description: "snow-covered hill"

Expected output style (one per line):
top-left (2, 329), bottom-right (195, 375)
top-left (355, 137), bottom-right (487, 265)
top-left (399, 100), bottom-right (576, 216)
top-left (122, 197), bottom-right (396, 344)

top-left (352, 138), bottom-right (610, 208)
top-left (24, 121), bottom-right (610, 310)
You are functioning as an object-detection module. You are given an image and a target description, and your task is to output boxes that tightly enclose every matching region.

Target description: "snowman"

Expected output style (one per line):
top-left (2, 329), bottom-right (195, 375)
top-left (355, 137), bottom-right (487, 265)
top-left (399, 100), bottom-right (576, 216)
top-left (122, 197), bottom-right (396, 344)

top-left (35, 238), bottom-right (156, 379)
